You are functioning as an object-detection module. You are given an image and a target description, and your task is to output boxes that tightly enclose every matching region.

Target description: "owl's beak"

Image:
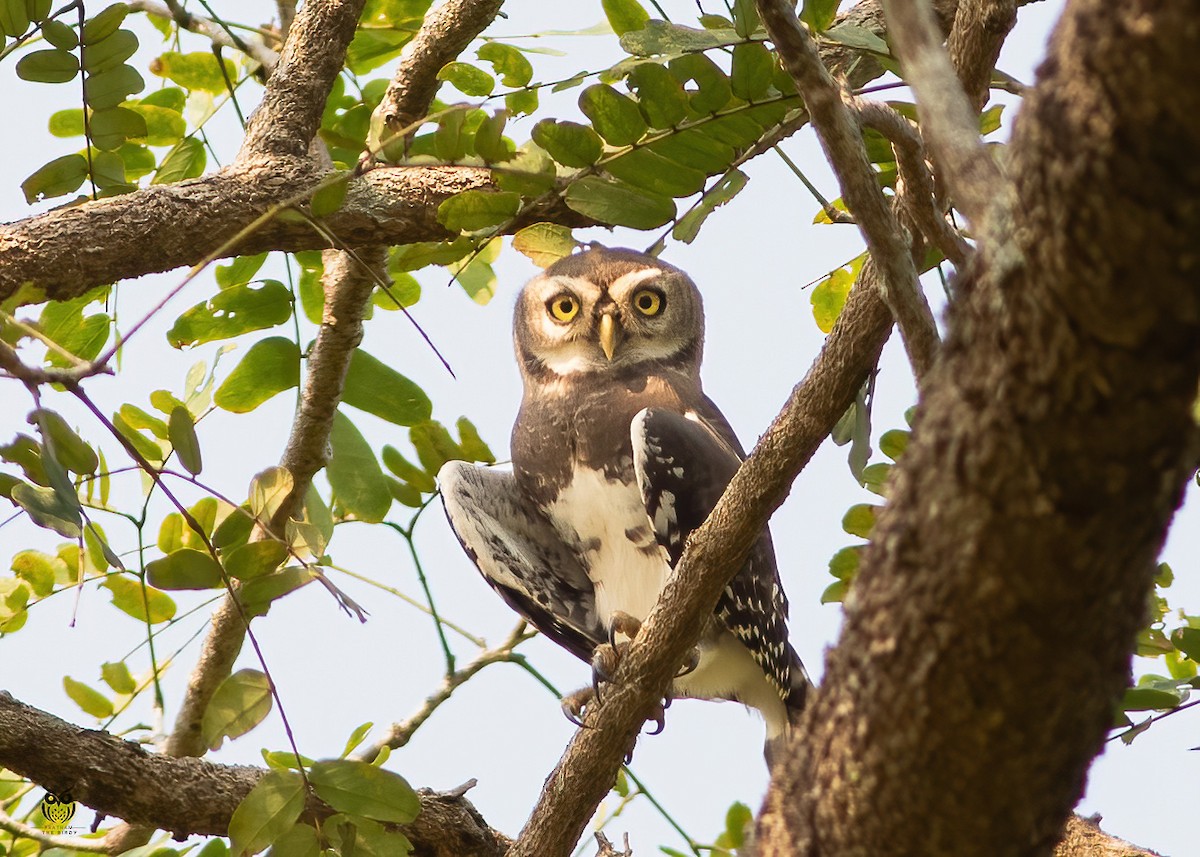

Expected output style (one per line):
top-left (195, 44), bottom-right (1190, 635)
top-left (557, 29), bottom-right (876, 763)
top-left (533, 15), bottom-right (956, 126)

top-left (599, 313), bottom-right (619, 361)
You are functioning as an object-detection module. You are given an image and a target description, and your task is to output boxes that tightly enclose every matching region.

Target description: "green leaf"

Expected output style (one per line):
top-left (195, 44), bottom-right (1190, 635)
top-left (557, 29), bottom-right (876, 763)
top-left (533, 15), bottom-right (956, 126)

top-left (11, 550), bottom-right (60, 596)
top-left (21, 151), bottom-right (87, 201)
top-left (437, 189), bottom-right (521, 232)
top-left (472, 109), bottom-right (510, 163)
top-left (670, 53), bottom-right (732, 114)
top-left (531, 119), bottom-right (602, 168)
top-left (124, 103), bottom-right (186, 146)
top-left (842, 503), bottom-right (877, 538)
top-left (82, 28), bottom-right (138, 74)
top-left (83, 63), bottom-right (145, 109)
top-left (730, 42), bottom-right (774, 100)
top-left (239, 566), bottom-right (318, 615)
top-left (828, 545), bottom-right (861, 581)
top-left (342, 349), bottom-right (433, 426)
top-left (101, 660), bottom-right (136, 695)
top-left (223, 540), bottom-right (288, 581)
top-left (980, 103), bottom-right (1005, 136)
top-left (151, 50), bottom-right (236, 93)
top-left (204, 668), bottom-right (273, 750)
top-left (620, 21), bottom-right (738, 56)
top-left (564, 175), bottom-right (675, 229)
top-left (328, 411), bottom-right (391, 523)
top-left (820, 580), bottom-right (848, 604)
top-left (269, 823), bottom-right (321, 857)
top-left (647, 129), bottom-right (736, 175)
top-left (432, 105), bottom-right (469, 162)
top-left (801, 0), bottom-right (840, 31)
top-left (347, 27), bottom-right (412, 75)
top-left (602, 0), bottom-right (649, 35)
top-left (15, 48), bottom-right (79, 83)
top-left (861, 461), bottom-right (891, 496)
top-left (605, 147), bottom-right (706, 197)
top-left (494, 144), bottom-right (556, 195)
top-left (628, 63), bottom-right (688, 129)
top-left (436, 61), bottom-right (494, 96)
top-left (811, 262), bottom-right (858, 333)
top-left (141, 85), bottom-right (186, 112)
top-left (311, 172), bottom-right (350, 217)
top-left (409, 420), bottom-right (462, 474)
top-left (228, 770), bottom-right (305, 856)
top-left (81, 4), bottom-right (127, 43)
top-left (112, 411), bottom-right (164, 462)
top-left (341, 722), bottom-right (375, 758)
top-left (456, 417), bottom-right (495, 464)
top-left (48, 108), bottom-right (85, 137)
top-left (146, 547), bottom-right (223, 590)
top-left (1172, 627), bottom-right (1200, 661)
top-left (579, 84), bottom-right (647, 146)
top-left (40, 20), bottom-right (78, 50)
top-left (512, 222), bottom-right (577, 268)
top-left (152, 136), bottom-right (206, 184)
top-left (879, 428), bottom-right (910, 460)
top-left (213, 505), bottom-right (255, 551)
top-left (723, 801), bottom-right (753, 847)
top-left (673, 169), bottom-right (746, 243)
top-left (505, 87), bottom-right (538, 116)
top-left (381, 446), bottom-right (436, 493)
top-left (214, 337), bottom-right (301, 413)
top-left (11, 482), bottom-right (81, 538)
top-left (32, 408), bottom-right (98, 475)
top-left (89, 105), bottom-right (148, 151)
top-left (117, 142), bottom-right (156, 179)
top-left (249, 466), bottom-right (294, 521)
top-left (1120, 686), bottom-right (1183, 712)
top-left (0, 0), bottom-right (29, 36)
top-left (63, 676), bottom-right (114, 718)
top-left (167, 406), bottom-right (203, 474)
top-left (477, 42), bottom-right (532, 87)
top-left (216, 253), bottom-right (269, 289)
top-left (308, 760), bottom-right (420, 823)
top-left (119, 403), bottom-right (169, 438)
top-left (822, 22), bottom-right (889, 55)
top-left (102, 574), bottom-right (176, 623)
top-left (168, 280), bottom-right (294, 348)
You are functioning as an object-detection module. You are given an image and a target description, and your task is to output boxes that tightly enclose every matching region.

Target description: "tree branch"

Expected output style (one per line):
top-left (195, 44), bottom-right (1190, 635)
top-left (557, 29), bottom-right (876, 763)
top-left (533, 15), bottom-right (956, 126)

top-left (946, 0), bottom-right (1017, 111)
top-left (0, 692), bottom-right (511, 856)
top-left (757, 1), bottom-right (1200, 853)
top-left (758, 0), bottom-right (938, 382)
top-left (882, 0), bottom-right (1010, 227)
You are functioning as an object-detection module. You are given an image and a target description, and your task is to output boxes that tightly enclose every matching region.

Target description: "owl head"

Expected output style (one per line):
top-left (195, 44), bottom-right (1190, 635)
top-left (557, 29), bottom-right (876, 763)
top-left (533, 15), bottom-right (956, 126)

top-left (514, 246), bottom-right (705, 379)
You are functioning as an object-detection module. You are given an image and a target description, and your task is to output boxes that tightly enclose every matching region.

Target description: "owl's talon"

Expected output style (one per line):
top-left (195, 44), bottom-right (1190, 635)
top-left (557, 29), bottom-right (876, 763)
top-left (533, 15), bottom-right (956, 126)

top-left (675, 647), bottom-right (700, 679)
top-left (646, 701), bottom-right (667, 735)
top-left (607, 611), bottom-right (643, 647)
top-left (561, 686), bottom-right (595, 726)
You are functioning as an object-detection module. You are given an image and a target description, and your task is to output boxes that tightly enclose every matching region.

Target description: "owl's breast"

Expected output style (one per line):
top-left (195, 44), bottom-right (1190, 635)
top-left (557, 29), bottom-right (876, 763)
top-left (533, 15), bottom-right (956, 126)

top-left (544, 464), bottom-right (671, 627)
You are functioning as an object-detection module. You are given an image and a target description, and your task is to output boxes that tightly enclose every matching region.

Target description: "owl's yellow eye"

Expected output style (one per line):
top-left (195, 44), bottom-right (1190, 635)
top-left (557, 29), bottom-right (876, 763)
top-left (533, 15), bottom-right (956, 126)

top-left (632, 289), bottom-right (664, 316)
top-left (548, 294), bottom-right (580, 322)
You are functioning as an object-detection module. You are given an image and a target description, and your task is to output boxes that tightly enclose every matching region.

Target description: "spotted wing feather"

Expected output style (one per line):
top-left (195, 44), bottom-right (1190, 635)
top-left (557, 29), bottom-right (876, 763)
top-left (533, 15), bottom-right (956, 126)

top-left (439, 461), bottom-right (605, 662)
top-left (630, 407), bottom-right (809, 712)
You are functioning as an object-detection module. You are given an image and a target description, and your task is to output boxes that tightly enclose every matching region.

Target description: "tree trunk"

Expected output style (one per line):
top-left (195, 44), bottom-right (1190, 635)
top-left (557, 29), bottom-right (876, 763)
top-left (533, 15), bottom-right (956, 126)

top-left (758, 1), bottom-right (1200, 854)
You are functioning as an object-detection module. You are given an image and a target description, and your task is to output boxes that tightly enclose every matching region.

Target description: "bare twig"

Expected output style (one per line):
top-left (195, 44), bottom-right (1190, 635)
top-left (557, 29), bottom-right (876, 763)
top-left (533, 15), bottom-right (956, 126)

top-left (126, 0), bottom-right (279, 69)
top-left (356, 622), bottom-right (536, 760)
top-left (882, 0), bottom-right (1010, 227)
top-left (758, 0), bottom-right (939, 380)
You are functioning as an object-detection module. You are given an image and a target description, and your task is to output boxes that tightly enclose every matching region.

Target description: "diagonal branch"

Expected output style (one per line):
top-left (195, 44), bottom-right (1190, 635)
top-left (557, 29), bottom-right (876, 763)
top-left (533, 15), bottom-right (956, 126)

top-left (882, 0), bottom-right (1011, 227)
top-left (758, 0), bottom-right (939, 381)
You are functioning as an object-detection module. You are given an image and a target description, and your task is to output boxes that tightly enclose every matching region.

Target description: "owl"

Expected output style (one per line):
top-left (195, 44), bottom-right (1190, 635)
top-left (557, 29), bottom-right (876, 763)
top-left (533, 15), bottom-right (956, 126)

top-left (439, 246), bottom-right (809, 763)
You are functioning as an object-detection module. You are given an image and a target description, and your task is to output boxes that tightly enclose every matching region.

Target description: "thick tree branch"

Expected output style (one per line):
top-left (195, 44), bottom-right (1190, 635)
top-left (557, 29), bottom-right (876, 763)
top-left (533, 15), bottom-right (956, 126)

top-left (0, 692), bottom-right (511, 856)
top-left (511, 249), bottom-right (895, 857)
top-left (758, 0), bottom-right (938, 382)
top-left (947, 0), bottom-right (1018, 111)
top-left (758, 1), bottom-right (1200, 854)
top-left (882, 0), bottom-right (1010, 227)
top-left (372, 0), bottom-right (506, 156)
top-left (236, 0), bottom-right (367, 161)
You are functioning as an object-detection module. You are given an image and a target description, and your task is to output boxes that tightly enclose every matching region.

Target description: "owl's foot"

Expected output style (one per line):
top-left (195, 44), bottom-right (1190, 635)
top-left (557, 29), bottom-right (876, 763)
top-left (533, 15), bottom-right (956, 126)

top-left (561, 686), bottom-right (596, 727)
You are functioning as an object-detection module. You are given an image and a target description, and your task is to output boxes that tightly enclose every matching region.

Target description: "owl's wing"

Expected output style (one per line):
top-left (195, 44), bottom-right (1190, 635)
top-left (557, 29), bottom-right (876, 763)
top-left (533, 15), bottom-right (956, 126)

top-left (438, 461), bottom-right (605, 663)
top-left (630, 407), bottom-right (809, 710)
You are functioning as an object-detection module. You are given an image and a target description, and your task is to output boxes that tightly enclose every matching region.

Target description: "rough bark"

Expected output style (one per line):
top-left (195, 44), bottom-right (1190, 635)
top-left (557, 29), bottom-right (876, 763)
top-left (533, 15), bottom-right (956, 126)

top-left (758, 1), bottom-right (1200, 854)
top-left (0, 693), bottom-right (511, 857)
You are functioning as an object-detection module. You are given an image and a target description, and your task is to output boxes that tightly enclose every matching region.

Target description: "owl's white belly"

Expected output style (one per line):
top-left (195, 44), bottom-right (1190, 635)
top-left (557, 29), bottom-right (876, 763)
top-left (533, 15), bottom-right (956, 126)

top-left (546, 465), bottom-right (669, 626)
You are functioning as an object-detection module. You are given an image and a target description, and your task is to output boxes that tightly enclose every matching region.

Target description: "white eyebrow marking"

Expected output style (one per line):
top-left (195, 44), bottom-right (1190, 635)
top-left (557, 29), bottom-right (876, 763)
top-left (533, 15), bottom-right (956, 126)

top-left (609, 267), bottom-right (662, 295)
